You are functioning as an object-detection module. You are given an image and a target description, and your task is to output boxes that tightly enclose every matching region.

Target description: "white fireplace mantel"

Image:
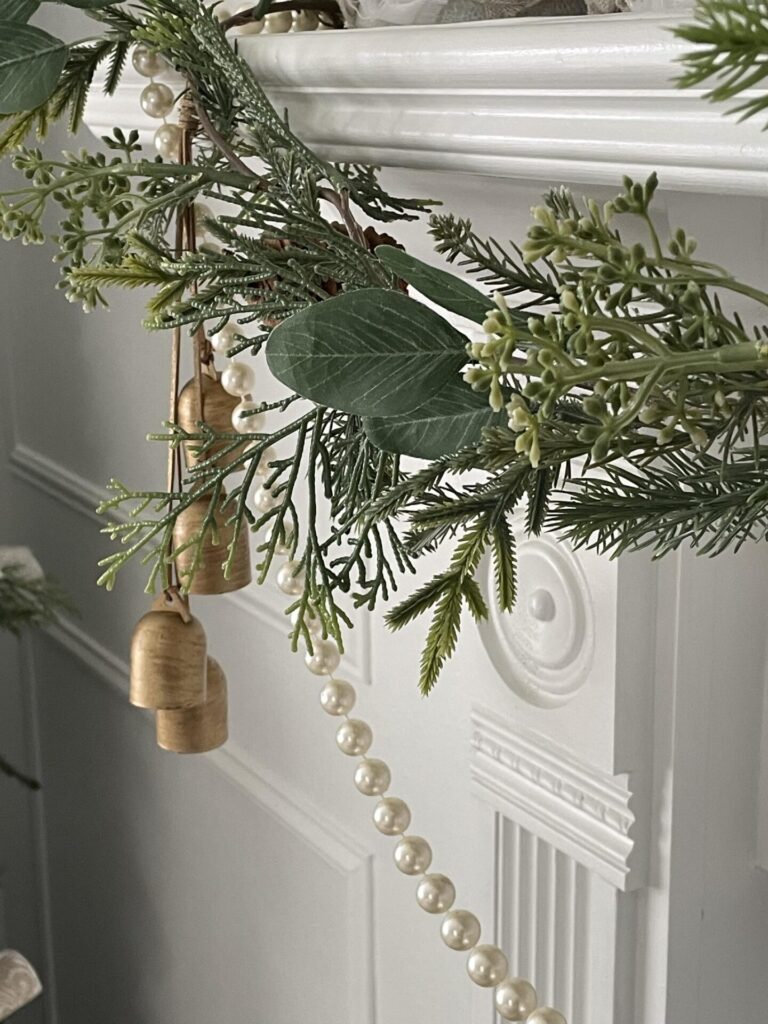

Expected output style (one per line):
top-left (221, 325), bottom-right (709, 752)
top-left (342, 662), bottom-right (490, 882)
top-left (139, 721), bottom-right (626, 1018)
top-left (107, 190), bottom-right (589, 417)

top-left (86, 13), bottom-right (768, 195)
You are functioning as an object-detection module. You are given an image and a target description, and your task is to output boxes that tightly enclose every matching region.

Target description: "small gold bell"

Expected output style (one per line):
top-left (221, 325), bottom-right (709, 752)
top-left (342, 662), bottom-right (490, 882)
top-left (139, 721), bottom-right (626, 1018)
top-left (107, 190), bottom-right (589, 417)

top-left (129, 591), bottom-right (207, 710)
top-left (156, 656), bottom-right (228, 753)
top-left (173, 494), bottom-right (252, 595)
top-left (177, 373), bottom-right (244, 469)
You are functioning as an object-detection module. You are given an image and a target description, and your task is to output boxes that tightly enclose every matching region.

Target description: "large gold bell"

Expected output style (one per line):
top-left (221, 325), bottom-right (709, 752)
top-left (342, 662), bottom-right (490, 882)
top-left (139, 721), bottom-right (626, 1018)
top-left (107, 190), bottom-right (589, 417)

top-left (177, 373), bottom-right (244, 469)
top-left (129, 591), bottom-right (207, 710)
top-left (173, 495), bottom-right (252, 595)
top-left (156, 656), bottom-right (228, 754)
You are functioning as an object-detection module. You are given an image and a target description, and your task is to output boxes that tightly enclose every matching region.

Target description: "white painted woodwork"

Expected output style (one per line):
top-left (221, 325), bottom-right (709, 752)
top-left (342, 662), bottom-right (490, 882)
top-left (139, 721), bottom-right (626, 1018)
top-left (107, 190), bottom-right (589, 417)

top-left (2, 9), bottom-right (768, 1024)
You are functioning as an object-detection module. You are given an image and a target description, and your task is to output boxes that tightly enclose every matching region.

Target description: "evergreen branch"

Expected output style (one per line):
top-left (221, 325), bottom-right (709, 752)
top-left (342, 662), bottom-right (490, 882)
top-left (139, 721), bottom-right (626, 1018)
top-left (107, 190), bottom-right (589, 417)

top-left (550, 450), bottom-right (768, 558)
top-left (0, 565), bottom-right (74, 635)
top-left (675, 0), bottom-right (768, 125)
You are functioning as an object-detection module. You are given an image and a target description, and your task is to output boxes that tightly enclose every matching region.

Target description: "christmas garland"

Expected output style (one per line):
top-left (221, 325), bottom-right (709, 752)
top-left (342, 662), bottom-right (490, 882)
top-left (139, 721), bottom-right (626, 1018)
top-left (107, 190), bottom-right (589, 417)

top-left (0, 0), bottom-right (767, 701)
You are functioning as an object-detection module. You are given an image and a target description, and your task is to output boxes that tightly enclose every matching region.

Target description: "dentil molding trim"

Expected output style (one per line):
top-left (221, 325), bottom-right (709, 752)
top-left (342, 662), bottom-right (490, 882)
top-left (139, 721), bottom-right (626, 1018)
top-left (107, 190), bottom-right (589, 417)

top-left (84, 14), bottom-right (768, 196)
top-left (470, 704), bottom-right (647, 892)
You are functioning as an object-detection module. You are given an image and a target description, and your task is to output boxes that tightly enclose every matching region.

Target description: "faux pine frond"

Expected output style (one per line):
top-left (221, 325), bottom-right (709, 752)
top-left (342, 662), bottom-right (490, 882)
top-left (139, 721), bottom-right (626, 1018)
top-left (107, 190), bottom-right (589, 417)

top-left (675, 0), bottom-right (768, 125)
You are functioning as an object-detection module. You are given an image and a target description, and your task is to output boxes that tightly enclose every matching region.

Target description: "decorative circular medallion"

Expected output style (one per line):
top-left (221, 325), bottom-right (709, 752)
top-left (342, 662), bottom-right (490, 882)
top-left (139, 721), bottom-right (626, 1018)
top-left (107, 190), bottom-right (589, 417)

top-left (480, 532), bottom-right (594, 707)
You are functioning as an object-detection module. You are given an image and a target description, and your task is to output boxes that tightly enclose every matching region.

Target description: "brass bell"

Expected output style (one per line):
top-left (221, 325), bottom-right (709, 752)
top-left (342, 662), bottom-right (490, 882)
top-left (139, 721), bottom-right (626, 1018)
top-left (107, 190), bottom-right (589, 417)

top-left (156, 656), bottom-right (228, 753)
top-left (177, 372), bottom-right (244, 469)
top-left (129, 591), bottom-right (207, 710)
top-left (173, 494), bottom-right (252, 595)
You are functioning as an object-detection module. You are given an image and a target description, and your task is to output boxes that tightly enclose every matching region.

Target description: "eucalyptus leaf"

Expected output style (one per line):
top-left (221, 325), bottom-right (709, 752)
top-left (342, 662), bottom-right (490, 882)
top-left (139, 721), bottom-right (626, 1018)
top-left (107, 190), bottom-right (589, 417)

top-left (363, 377), bottom-right (505, 459)
top-left (0, 24), bottom-right (67, 114)
top-left (376, 245), bottom-right (492, 325)
top-left (266, 288), bottom-right (469, 418)
top-left (0, 0), bottom-right (39, 23)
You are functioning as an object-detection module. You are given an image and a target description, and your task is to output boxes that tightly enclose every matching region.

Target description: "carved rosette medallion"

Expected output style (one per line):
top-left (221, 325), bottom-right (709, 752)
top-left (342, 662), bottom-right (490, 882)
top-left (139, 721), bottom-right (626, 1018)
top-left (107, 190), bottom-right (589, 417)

top-left (480, 533), bottom-right (595, 707)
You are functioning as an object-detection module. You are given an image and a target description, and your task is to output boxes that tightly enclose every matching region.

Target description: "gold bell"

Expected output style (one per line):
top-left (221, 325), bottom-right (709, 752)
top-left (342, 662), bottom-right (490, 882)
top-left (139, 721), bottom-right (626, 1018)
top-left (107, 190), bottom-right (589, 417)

top-left (177, 372), bottom-right (244, 469)
top-left (156, 656), bottom-right (228, 753)
top-left (172, 494), bottom-right (252, 595)
top-left (129, 591), bottom-right (207, 710)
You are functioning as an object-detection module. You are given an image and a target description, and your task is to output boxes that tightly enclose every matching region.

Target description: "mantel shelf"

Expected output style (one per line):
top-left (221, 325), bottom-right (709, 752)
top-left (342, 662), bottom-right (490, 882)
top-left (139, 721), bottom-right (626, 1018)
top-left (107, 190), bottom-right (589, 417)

top-left (85, 12), bottom-right (768, 195)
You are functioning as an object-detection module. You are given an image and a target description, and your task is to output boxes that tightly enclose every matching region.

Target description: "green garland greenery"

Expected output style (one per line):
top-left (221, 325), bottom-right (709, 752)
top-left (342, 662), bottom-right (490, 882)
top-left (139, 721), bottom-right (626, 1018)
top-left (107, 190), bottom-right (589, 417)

top-left (0, 563), bottom-right (71, 636)
top-left (0, 0), bottom-right (766, 694)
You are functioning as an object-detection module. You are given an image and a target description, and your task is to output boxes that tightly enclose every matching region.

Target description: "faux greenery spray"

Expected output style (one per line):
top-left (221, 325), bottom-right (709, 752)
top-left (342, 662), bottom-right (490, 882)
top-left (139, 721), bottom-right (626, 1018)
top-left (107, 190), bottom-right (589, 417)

top-left (0, 0), bottom-right (766, 694)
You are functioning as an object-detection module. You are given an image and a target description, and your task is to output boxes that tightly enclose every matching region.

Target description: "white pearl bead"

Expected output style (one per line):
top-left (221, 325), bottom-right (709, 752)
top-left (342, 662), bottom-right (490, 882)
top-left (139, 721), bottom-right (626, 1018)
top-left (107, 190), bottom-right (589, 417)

top-left (213, 4), bottom-right (232, 21)
top-left (495, 978), bottom-right (538, 1021)
top-left (132, 46), bottom-right (169, 78)
top-left (441, 909), bottom-right (481, 951)
top-left (525, 1009), bottom-right (566, 1024)
top-left (306, 637), bottom-right (341, 676)
top-left (394, 835), bottom-right (432, 875)
top-left (293, 9), bottom-right (319, 30)
top-left (210, 323), bottom-right (238, 355)
top-left (319, 679), bottom-right (356, 716)
top-left (154, 123), bottom-right (181, 161)
top-left (232, 401), bottom-right (264, 434)
top-left (336, 718), bottom-right (373, 756)
top-left (291, 603), bottom-right (321, 634)
top-left (416, 873), bottom-right (456, 914)
top-left (265, 10), bottom-right (292, 31)
top-left (140, 82), bottom-right (175, 119)
top-left (269, 524), bottom-right (295, 556)
top-left (276, 560), bottom-right (305, 596)
top-left (234, 2), bottom-right (263, 32)
top-left (255, 445), bottom-right (277, 477)
top-left (221, 361), bottom-right (255, 397)
top-left (354, 758), bottom-right (391, 796)
top-left (254, 485), bottom-right (280, 513)
top-left (466, 945), bottom-right (509, 988)
top-left (373, 797), bottom-right (411, 835)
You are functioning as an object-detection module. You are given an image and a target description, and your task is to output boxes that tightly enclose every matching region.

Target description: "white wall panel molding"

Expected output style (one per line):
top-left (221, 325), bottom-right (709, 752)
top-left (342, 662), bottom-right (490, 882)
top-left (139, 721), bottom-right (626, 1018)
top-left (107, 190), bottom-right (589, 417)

top-left (471, 705), bottom-right (646, 892)
top-left (44, 613), bottom-right (377, 1019)
top-left (86, 14), bottom-right (768, 196)
top-left (9, 442), bottom-right (372, 682)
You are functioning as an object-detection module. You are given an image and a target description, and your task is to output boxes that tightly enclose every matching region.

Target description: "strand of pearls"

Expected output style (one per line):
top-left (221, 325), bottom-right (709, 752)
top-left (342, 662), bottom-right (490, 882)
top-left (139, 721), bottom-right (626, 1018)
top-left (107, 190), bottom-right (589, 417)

top-left (215, 338), bottom-right (567, 1024)
top-left (131, 45), bottom-right (184, 163)
top-left (283, 584), bottom-right (567, 1024)
top-left (222, 3), bottom-right (322, 33)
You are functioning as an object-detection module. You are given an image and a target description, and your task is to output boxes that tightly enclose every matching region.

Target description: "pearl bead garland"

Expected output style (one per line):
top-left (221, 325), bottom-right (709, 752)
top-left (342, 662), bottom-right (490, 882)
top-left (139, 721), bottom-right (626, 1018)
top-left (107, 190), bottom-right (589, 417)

top-left (319, 678), bottom-right (355, 716)
top-left (279, 551), bottom-right (567, 1022)
top-left (141, 81), bottom-right (176, 119)
top-left (467, 944), bottom-right (509, 988)
top-left (354, 758), bottom-right (391, 796)
top-left (132, 45), bottom-right (170, 79)
top-left (335, 718), bottom-right (373, 756)
top-left (373, 797), bottom-right (411, 836)
top-left (527, 1010), bottom-right (567, 1024)
top-left (495, 978), bottom-right (538, 1021)
top-left (441, 909), bottom-right (481, 951)
top-left (394, 835), bottom-right (433, 875)
top-left (221, 360), bottom-right (256, 397)
top-left (232, 401), bottom-right (264, 434)
top-left (416, 873), bottom-right (456, 914)
top-left (264, 10), bottom-right (293, 32)
top-left (305, 636), bottom-right (341, 676)
top-left (133, 44), bottom-right (182, 162)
